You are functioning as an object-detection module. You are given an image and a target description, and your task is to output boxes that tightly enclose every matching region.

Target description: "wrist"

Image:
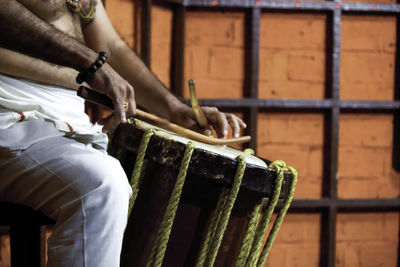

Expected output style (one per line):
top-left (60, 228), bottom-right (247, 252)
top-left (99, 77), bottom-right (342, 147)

top-left (55, 37), bottom-right (99, 72)
top-left (76, 52), bottom-right (108, 84)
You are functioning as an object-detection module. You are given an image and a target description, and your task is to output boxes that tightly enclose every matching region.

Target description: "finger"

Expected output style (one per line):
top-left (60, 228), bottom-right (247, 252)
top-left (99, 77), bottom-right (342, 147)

top-left (214, 112), bottom-right (228, 138)
top-left (106, 87), bottom-right (125, 123)
top-left (237, 117), bottom-right (247, 128)
top-left (227, 114), bottom-right (240, 138)
top-left (201, 107), bottom-right (227, 138)
top-left (105, 83), bottom-right (126, 123)
top-left (126, 99), bottom-right (137, 118)
top-left (113, 96), bottom-right (126, 123)
top-left (126, 84), bottom-right (136, 116)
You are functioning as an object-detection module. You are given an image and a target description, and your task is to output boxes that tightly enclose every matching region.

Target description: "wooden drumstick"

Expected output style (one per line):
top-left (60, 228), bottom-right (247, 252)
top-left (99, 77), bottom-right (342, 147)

top-left (188, 79), bottom-right (208, 129)
top-left (77, 86), bottom-right (251, 145)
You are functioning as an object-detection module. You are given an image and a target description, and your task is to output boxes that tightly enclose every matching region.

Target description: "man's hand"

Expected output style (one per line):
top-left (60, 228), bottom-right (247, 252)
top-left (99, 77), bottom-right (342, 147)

top-left (89, 63), bottom-right (136, 132)
top-left (170, 105), bottom-right (247, 138)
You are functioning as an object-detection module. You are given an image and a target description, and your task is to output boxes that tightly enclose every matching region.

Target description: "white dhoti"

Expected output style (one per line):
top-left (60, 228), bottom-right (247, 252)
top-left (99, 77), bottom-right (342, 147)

top-left (0, 74), bottom-right (132, 267)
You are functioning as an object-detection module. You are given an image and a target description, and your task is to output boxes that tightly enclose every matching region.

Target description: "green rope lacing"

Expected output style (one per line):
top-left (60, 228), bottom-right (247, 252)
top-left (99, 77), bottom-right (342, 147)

top-left (233, 160), bottom-right (297, 267)
top-left (146, 141), bottom-right (195, 267)
top-left (244, 160), bottom-right (285, 266)
top-left (195, 155), bottom-right (247, 267)
top-left (234, 198), bottom-right (263, 267)
top-left (127, 128), bottom-right (155, 218)
top-left (256, 165), bottom-right (297, 267)
top-left (204, 161), bottom-right (244, 267)
top-left (195, 189), bottom-right (229, 267)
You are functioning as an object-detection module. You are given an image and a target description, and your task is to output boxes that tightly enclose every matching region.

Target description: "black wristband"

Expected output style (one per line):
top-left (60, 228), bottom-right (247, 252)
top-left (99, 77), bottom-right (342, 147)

top-left (76, 51), bottom-right (108, 84)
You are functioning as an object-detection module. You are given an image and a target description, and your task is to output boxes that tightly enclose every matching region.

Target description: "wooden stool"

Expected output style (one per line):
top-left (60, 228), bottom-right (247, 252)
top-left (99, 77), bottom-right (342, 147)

top-left (0, 202), bottom-right (55, 267)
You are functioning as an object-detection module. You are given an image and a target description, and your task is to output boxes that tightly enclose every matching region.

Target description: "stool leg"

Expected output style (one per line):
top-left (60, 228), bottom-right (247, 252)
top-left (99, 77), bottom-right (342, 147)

top-left (10, 223), bottom-right (41, 267)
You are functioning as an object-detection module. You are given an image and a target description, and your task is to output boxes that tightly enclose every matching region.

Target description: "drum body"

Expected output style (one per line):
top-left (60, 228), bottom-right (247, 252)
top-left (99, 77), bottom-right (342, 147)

top-left (108, 121), bottom-right (292, 267)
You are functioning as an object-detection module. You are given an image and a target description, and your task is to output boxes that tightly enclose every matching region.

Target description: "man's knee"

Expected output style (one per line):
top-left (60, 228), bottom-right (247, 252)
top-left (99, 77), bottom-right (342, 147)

top-left (54, 151), bottom-right (132, 221)
top-left (95, 158), bottom-right (132, 209)
top-left (81, 154), bottom-right (132, 207)
top-left (64, 148), bottom-right (132, 199)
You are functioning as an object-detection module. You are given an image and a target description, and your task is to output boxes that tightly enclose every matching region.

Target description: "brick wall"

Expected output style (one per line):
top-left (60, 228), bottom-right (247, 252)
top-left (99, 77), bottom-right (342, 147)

top-left (184, 11), bottom-right (246, 98)
top-left (341, 15), bottom-right (396, 101)
top-left (259, 13), bottom-right (326, 99)
top-left (265, 213), bottom-right (321, 267)
top-left (336, 213), bottom-right (399, 267)
top-left (257, 13), bottom-right (324, 266)
top-left (258, 113), bottom-right (324, 199)
top-left (336, 14), bottom-right (400, 266)
top-left (258, 13), bottom-right (327, 200)
top-left (151, 5), bottom-right (173, 87)
top-left (339, 114), bottom-right (399, 198)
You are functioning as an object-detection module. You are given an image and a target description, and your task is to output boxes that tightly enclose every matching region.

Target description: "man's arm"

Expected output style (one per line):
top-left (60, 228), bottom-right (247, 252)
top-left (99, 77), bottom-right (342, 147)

top-left (83, 0), bottom-right (246, 137)
top-left (0, 1), bottom-right (94, 75)
top-left (0, 47), bottom-right (81, 90)
top-left (0, 0), bottom-right (135, 123)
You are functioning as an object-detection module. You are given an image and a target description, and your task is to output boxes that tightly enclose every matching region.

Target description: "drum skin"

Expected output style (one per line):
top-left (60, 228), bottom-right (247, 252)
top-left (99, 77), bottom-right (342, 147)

top-left (109, 122), bottom-right (292, 267)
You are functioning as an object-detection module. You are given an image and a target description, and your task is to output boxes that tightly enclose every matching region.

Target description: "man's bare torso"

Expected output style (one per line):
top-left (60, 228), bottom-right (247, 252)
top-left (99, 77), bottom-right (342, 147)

top-left (16, 0), bottom-right (92, 42)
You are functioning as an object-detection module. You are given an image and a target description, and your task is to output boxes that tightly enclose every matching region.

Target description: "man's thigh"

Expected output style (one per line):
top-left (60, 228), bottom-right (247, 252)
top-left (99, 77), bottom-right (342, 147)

top-left (0, 132), bottom-right (130, 220)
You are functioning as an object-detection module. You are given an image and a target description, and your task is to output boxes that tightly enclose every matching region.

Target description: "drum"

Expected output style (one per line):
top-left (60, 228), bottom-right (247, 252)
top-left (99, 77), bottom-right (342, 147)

top-left (108, 120), bottom-right (296, 267)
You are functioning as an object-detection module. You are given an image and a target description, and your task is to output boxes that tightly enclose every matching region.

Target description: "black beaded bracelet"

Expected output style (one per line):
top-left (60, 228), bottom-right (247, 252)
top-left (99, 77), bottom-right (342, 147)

top-left (76, 51), bottom-right (108, 84)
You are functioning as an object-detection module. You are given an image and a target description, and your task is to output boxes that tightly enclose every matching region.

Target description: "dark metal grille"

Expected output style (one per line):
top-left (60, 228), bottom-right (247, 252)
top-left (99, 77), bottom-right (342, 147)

top-left (138, 0), bottom-right (400, 266)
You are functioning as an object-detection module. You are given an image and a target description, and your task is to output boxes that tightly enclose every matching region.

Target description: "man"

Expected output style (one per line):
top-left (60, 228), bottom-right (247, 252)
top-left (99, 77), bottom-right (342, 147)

top-left (0, 0), bottom-right (246, 266)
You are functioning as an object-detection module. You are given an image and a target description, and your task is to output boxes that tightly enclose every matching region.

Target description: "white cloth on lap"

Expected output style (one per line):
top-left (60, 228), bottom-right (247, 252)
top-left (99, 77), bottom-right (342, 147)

top-left (0, 74), bottom-right (108, 150)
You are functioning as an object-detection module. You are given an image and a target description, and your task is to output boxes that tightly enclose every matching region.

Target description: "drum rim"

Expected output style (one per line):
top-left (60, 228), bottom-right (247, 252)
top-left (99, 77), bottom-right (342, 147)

top-left (111, 123), bottom-right (292, 198)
